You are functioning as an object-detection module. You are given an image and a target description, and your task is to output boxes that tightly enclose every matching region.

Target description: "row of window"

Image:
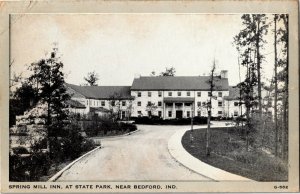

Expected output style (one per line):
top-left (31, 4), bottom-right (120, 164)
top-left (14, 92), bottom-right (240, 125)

top-left (87, 100), bottom-right (127, 107)
top-left (137, 101), bottom-right (224, 107)
top-left (137, 110), bottom-right (224, 117)
top-left (137, 91), bottom-right (223, 97)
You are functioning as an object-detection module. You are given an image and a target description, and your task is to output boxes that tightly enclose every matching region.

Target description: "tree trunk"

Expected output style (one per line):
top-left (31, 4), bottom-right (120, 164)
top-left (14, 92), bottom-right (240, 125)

top-left (256, 20), bottom-right (262, 118)
top-left (206, 108), bottom-right (211, 156)
top-left (274, 15), bottom-right (279, 156)
top-left (282, 15), bottom-right (288, 160)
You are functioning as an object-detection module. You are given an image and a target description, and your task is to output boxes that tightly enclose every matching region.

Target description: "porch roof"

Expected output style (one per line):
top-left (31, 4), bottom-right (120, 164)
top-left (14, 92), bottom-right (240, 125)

top-left (163, 97), bottom-right (195, 103)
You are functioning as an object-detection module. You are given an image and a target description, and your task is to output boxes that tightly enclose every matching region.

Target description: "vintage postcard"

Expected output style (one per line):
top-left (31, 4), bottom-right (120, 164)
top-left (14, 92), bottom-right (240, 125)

top-left (0, 0), bottom-right (299, 193)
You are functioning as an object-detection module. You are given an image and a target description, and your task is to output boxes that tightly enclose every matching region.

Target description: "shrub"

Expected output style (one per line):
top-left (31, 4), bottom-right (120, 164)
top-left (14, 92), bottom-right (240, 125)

top-left (12, 146), bottom-right (30, 155)
top-left (133, 116), bottom-right (207, 125)
top-left (9, 152), bottom-right (51, 182)
top-left (81, 138), bottom-right (96, 153)
top-left (119, 122), bottom-right (137, 132)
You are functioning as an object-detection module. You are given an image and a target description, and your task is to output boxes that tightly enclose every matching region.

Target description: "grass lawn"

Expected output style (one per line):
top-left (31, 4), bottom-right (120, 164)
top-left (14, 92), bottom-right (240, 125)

top-left (181, 127), bottom-right (288, 181)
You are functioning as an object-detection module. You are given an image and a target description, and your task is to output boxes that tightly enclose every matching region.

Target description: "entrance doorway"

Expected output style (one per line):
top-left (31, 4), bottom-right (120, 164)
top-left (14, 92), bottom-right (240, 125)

top-left (176, 110), bottom-right (183, 119)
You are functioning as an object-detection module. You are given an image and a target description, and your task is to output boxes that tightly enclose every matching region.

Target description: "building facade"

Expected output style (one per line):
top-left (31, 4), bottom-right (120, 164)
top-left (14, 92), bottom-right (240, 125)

top-left (66, 70), bottom-right (245, 119)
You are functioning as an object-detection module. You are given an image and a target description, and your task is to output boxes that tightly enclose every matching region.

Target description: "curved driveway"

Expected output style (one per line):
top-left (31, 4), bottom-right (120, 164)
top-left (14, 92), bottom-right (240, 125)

top-left (57, 124), bottom-right (215, 181)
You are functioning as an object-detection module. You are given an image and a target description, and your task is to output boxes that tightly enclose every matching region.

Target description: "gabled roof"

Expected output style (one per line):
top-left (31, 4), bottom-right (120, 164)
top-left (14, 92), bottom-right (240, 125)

top-left (66, 83), bottom-right (133, 100)
top-left (131, 76), bottom-right (229, 91)
top-left (224, 86), bottom-right (240, 100)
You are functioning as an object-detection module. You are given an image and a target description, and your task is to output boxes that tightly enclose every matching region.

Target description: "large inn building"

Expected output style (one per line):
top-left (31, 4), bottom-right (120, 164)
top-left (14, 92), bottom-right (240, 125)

top-left (66, 70), bottom-right (247, 119)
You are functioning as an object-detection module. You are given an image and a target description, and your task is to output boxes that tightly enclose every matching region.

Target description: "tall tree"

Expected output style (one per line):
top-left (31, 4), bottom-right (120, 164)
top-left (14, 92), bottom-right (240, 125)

top-left (84, 71), bottom-right (99, 86)
top-left (234, 14), bottom-right (269, 117)
top-left (160, 67), bottom-right (176, 76)
top-left (253, 14), bottom-right (269, 117)
top-left (234, 35), bottom-right (258, 151)
top-left (27, 47), bottom-right (70, 155)
top-left (273, 14), bottom-right (279, 156)
top-left (277, 14), bottom-right (288, 160)
top-left (205, 60), bottom-right (216, 156)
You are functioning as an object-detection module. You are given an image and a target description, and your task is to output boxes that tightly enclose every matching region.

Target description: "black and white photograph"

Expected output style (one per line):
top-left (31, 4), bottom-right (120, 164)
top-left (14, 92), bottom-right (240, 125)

top-left (1, 0), bottom-right (299, 193)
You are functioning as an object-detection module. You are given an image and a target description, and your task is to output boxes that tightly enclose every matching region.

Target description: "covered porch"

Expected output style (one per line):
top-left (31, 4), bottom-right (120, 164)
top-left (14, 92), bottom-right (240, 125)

top-left (163, 97), bottom-right (195, 119)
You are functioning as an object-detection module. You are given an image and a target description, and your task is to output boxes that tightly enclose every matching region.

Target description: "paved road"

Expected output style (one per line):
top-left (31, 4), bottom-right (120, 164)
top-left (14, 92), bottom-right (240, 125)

top-left (56, 124), bottom-right (224, 181)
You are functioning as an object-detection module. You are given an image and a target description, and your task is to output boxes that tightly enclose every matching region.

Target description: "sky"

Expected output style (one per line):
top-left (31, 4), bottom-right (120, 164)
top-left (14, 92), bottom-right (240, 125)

top-left (11, 14), bottom-right (276, 87)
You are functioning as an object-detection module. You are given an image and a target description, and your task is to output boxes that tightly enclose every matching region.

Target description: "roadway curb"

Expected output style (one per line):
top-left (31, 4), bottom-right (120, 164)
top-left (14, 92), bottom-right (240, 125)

top-left (168, 128), bottom-right (253, 181)
top-left (48, 146), bottom-right (101, 182)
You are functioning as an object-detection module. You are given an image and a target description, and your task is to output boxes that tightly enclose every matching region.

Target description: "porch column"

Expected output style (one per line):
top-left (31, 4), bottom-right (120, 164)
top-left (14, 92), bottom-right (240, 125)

top-left (173, 103), bottom-right (175, 118)
top-left (183, 103), bottom-right (185, 118)
top-left (163, 102), bottom-right (166, 119)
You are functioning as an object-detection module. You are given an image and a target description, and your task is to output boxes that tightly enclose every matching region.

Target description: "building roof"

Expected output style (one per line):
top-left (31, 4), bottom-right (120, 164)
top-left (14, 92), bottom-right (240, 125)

top-left (66, 99), bottom-right (86, 108)
top-left (66, 83), bottom-right (133, 100)
top-left (224, 86), bottom-right (240, 100)
top-left (131, 76), bottom-right (229, 91)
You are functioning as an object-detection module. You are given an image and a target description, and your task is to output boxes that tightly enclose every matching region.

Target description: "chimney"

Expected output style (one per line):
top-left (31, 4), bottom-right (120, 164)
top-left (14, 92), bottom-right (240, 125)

top-left (134, 74), bottom-right (141, 79)
top-left (220, 70), bottom-right (228, 79)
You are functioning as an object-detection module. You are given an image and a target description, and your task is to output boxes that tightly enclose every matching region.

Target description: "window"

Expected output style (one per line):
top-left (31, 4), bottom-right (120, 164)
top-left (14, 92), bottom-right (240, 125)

top-left (208, 92), bottom-right (212, 97)
top-left (234, 111), bottom-right (238, 116)
top-left (168, 92), bottom-right (172, 96)
top-left (185, 103), bottom-right (191, 106)
top-left (148, 111), bottom-right (152, 117)
top-left (158, 101), bottom-right (162, 106)
top-left (187, 111), bottom-right (190, 118)
top-left (197, 111), bottom-right (201, 116)
top-left (166, 103), bottom-right (173, 107)
top-left (218, 111), bottom-right (223, 115)
top-left (202, 102), bottom-right (206, 106)
top-left (122, 111), bottom-right (126, 118)
top-left (177, 92), bottom-right (181, 96)
top-left (187, 91), bottom-right (191, 96)
top-left (218, 101), bottom-right (222, 107)
top-left (147, 101), bottom-right (151, 106)
top-left (168, 111), bottom-right (172, 117)
top-left (101, 101), bottom-right (105, 106)
top-left (158, 91), bottom-right (162, 97)
top-left (158, 111), bottom-right (162, 117)
top-left (137, 111), bottom-right (142, 116)
top-left (234, 102), bottom-right (239, 106)
top-left (148, 92), bottom-right (151, 97)
top-left (197, 92), bottom-right (201, 97)
top-left (218, 92), bottom-right (222, 97)
top-left (111, 101), bottom-right (115, 106)
top-left (122, 101), bottom-right (126, 106)
top-left (138, 101), bottom-right (141, 106)
top-left (197, 101), bottom-right (201, 107)
top-left (138, 92), bottom-right (141, 97)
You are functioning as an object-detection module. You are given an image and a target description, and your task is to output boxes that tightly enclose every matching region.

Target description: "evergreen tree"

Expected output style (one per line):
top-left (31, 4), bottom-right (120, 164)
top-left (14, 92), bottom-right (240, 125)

top-left (27, 47), bottom-right (70, 155)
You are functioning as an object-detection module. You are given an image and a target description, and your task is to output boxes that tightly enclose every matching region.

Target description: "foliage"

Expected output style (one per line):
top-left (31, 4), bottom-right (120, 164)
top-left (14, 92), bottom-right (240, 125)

top-left (146, 102), bottom-right (158, 117)
top-left (82, 115), bottom-right (137, 137)
top-left (160, 67), bottom-right (176, 76)
top-left (9, 82), bottom-right (37, 127)
top-left (9, 47), bottom-right (96, 181)
top-left (84, 71), bottom-right (99, 86)
top-left (133, 116), bottom-right (207, 125)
